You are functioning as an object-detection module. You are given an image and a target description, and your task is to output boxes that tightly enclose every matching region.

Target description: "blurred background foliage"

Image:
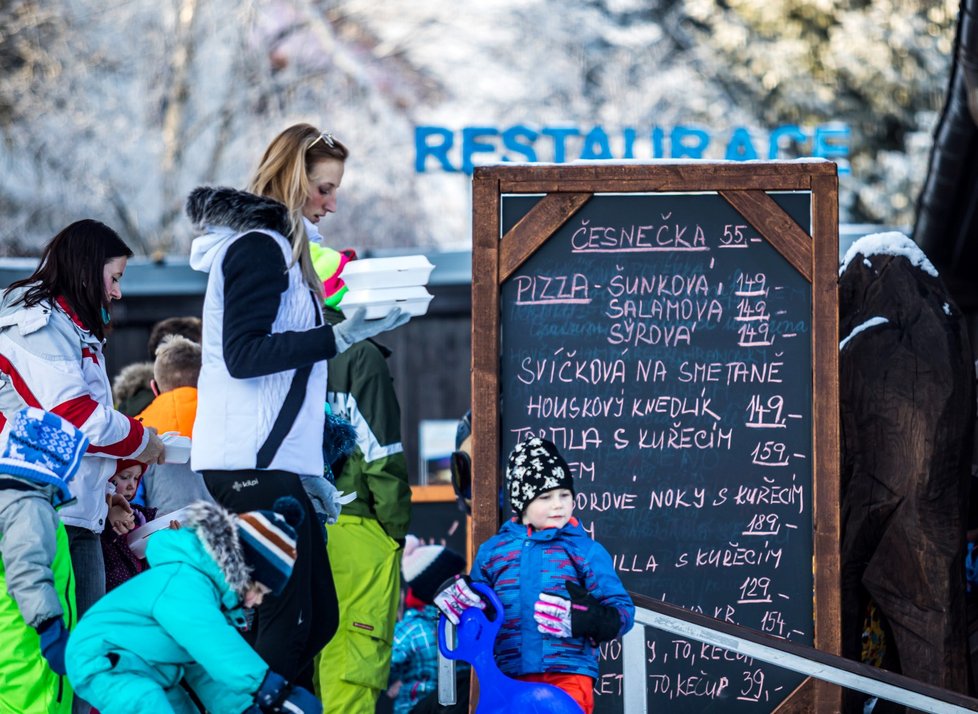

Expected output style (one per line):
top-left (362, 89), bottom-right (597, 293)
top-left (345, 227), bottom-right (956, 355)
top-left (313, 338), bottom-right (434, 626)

top-left (0, 0), bottom-right (963, 255)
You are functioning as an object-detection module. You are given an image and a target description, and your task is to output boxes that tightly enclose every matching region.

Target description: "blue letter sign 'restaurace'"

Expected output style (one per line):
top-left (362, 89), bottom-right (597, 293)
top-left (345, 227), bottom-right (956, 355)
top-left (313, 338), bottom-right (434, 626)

top-left (415, 124), bottom-right (850, 174)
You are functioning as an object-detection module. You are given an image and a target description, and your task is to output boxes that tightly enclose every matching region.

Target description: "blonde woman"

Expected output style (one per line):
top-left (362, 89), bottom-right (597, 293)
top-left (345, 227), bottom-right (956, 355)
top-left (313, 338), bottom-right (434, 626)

top-left (185, 123), bottom-right (409, 688)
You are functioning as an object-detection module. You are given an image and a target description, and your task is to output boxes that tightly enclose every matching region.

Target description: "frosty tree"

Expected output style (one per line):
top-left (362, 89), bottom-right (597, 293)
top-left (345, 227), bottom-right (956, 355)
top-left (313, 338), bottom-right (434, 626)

top-left (681, 0), bottom-right (959, 226)
top-left (0, 0), bottom-right (964, 254)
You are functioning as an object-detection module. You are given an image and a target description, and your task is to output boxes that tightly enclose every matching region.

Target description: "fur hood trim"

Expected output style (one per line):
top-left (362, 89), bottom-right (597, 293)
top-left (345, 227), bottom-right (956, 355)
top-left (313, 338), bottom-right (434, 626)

top-left (183, 500), bottom-right (253, 598)
top-left (185, 186), bottom-right (291, 238)
top-left (112, 361), bottom-right (154, 406)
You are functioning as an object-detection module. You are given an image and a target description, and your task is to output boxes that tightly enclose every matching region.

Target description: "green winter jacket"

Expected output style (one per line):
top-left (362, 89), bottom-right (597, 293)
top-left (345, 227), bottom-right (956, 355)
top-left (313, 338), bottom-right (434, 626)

top-left (65, 504), bottom-right (267, 713)
top-left (324, 309), bottom-right (411, 541)
top-left (0, 490), bottom-right (75, 714)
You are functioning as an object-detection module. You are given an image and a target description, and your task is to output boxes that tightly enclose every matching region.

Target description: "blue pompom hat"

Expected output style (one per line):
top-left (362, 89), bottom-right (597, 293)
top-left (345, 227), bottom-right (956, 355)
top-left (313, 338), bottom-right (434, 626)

top-left (0, 407), bottom-right (89, 507)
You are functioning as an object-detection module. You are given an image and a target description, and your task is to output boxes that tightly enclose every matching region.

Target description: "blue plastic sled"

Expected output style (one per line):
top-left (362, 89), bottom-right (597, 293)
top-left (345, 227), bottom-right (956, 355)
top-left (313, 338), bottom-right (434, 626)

top-left (438, 581), bottom-right (584, 714)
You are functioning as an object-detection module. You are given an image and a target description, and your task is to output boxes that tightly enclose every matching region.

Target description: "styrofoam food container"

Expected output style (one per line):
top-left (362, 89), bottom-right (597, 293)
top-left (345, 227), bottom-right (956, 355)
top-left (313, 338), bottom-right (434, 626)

top-left (126, 505), bottom-right (194, 558)
top-left (340, 255), bottom-right (434, 291)
top-left (340, 286), bottom-right (433, 320)
top-left (160, 432), bottom-right (191, 464)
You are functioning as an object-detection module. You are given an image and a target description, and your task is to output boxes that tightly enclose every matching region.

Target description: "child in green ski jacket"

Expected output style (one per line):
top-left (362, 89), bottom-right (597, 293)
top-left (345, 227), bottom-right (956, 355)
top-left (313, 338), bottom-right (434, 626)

top-left (0, 407), bottom-right (90, 714)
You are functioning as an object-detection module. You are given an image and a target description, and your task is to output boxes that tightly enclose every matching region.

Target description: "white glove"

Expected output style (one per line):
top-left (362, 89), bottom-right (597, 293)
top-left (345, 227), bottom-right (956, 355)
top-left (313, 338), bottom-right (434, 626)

top-left (533, 592), bottom-right (573, 638)
top-left (433, 575), bottom-right (485, 625)
top-left (333, 307), bottom-right (410, 354)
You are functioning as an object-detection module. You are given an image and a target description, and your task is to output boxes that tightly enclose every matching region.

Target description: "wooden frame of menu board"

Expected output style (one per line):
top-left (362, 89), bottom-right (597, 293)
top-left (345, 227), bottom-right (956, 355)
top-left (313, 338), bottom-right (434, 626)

top-left (470, 160), bottom-right (839, 713)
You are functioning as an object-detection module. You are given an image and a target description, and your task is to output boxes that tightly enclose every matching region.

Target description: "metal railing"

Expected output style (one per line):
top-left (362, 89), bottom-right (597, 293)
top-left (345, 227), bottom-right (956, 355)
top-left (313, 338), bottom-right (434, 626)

top-left (622, 593), bottom-right (978, 713)
top-left (438, 592), bottom-right (978, 712)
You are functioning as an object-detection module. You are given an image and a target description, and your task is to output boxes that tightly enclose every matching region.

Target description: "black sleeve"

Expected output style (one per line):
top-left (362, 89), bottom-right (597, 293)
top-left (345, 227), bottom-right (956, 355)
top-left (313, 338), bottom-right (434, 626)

top-left (221, 232), bottom-right (338, 379)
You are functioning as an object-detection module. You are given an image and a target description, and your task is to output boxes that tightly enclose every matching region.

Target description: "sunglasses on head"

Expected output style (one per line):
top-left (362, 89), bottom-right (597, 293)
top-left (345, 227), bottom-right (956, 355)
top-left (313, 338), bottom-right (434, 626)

top-left (310, 131), bottom-right (336, 149)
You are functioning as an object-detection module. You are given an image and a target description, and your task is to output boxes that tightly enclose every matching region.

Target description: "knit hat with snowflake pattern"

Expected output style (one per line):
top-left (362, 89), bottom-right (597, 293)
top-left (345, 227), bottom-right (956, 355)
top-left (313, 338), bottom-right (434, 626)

top-left (0, 407), bottom-right (89, 508)
top-left (505, 436), bottom-right (574, 515)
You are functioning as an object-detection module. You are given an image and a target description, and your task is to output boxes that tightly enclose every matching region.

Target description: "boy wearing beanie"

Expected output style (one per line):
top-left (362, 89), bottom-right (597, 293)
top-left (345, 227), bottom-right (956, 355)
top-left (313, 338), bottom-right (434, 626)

top-left (388, 537), bottom-right (466, 714)
top-left (434, 436), bottom-right (634, 714)
top-left (65, 498), bottom-right (322, 714)
top-left (136, 334), bottom-right (214, 515)
top-left (0, 407), bottom-right (89, 714)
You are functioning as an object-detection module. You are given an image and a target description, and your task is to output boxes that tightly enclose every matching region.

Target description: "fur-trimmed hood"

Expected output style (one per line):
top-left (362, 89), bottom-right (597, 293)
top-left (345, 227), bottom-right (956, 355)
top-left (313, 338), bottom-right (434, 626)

top-left (149, 500), bottom-right (253, 603)
top-left (186, 186), bottom-right (291, 274)
top-left (112, 361), bottom-right (154, 406)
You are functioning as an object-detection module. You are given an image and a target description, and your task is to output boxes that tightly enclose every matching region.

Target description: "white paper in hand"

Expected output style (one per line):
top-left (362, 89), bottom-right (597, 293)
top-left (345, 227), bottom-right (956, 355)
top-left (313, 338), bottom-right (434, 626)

top-left (335, 491), bottom-right (357, 506)
top-left (127, 506), bottom-right (193, 558)
top-left (160, 432), bottom-right (191, 463)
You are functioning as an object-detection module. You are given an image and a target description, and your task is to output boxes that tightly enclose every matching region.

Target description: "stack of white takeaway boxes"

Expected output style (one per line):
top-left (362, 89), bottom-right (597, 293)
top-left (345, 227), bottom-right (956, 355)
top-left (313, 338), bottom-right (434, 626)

top-left (338, 255), bottom-right (435, 319)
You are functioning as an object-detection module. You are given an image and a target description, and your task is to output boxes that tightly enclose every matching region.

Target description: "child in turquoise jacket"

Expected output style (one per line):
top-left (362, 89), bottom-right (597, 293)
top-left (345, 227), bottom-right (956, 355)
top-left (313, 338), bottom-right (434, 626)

top-left (65, 497), bottom-right (321, 714)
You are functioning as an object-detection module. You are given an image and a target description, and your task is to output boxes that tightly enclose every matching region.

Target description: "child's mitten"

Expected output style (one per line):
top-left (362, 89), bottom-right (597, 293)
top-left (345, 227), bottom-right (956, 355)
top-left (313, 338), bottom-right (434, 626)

top-left (433, 574), bottom-right (485, 624)
top-left (533, 592), bottom-right (573, 637)
top-left (36, 617), bottom-right (69, 675)
top-left (534, 582), bottom-right (622, 643)
top-left (253, 670), bottom-right (322, 714)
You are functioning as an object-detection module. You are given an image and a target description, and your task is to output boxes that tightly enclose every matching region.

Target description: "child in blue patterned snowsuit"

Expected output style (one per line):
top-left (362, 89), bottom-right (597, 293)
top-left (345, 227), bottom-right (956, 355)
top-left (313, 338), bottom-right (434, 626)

top-left (435, 436), bottom-right (634, 713)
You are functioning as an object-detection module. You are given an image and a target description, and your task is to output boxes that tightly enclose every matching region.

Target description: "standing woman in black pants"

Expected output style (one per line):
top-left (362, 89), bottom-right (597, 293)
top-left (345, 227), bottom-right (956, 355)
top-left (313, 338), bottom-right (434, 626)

top-left (185, 123), bottom-right (409, 689)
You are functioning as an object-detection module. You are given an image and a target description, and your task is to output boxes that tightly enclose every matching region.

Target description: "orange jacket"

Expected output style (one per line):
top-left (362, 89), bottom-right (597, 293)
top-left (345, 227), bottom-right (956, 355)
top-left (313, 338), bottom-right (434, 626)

top-left (136, 386), bottom-right (197, 437)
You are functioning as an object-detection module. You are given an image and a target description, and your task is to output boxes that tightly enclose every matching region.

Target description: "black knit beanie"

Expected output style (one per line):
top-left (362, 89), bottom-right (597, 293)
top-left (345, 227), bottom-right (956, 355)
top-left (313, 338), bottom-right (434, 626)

top-left (505, 436), bottom-right (574, 515)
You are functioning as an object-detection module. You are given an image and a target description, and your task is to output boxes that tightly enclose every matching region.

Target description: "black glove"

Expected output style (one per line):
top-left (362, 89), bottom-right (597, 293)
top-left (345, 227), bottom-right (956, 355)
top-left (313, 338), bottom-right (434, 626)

top-left (565, 582), bottom-right (622, 643)
top-left (254, 670), bottom-right (322, 714)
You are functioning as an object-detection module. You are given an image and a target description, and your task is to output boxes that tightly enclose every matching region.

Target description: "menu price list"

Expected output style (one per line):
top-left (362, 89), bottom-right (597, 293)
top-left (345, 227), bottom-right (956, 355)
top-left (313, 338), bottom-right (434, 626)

top-left (500, 193), bottom-right (814, 713)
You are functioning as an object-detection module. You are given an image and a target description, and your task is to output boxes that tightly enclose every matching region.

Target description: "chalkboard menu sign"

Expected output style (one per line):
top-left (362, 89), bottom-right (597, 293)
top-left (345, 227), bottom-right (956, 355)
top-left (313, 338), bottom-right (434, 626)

top-left (470, 162), bottom-right (840, 713)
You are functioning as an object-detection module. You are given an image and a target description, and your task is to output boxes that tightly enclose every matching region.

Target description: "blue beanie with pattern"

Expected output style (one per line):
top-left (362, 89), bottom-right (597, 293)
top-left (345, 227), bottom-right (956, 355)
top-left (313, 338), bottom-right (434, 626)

top-left (0, 407), bottom-right (89, 507)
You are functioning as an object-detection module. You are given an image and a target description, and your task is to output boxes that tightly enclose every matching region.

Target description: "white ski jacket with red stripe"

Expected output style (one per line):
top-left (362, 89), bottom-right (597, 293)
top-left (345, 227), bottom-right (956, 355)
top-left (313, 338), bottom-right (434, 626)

top-left (0, 287), bottom-right (148, 532)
